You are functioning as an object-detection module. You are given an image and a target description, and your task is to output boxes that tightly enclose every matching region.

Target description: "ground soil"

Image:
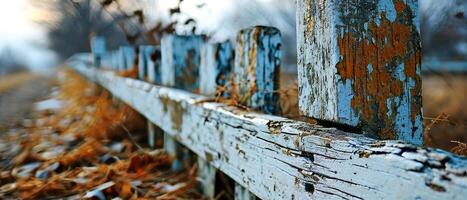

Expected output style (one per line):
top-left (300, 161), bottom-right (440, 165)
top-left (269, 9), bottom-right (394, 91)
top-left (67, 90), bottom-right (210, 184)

top-left (0, 72), bottom-right (55, 132)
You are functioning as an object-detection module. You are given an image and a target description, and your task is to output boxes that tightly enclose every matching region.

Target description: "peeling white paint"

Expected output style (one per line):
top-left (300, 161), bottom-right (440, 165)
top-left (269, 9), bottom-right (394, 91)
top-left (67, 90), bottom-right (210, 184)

top-left (70, 59), bottom-right (467, 200)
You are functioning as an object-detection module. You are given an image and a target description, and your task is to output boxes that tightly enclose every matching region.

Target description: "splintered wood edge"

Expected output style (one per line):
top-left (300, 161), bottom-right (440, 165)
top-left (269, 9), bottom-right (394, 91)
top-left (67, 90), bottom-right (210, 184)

top-left (69, 56), bottom-right (467, 200)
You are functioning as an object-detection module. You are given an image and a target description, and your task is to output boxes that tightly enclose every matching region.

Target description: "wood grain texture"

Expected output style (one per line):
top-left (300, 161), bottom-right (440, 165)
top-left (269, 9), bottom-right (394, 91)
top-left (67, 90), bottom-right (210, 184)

top-left (233, 26), bottom-right (282, 115)
top-left (296, 0), bottom-right (423, 145)
top-left (200, 41), bottom-right (234, 96)
top-left (70, 58), bottom-right (467, 200)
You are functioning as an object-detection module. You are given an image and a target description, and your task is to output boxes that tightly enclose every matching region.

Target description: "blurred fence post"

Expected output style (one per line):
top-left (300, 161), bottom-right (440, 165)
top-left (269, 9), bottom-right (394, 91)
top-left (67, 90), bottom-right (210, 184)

top-left (161, 34), bottom-right (204, 171)
top-left (138, 46), bottom-right (154, 80)
top-left (296, 0), bottom-right (423, 145)
top-left (233, 26), bottom-right (282, 115)
top-left (139, 45), bottom-right (164, 149)
top-left (117, 47), bottom-right (125, 71)
top-left (90, 36), bottom-right (106, 68)
top-left (111, 51), bottom-right (118, 70)
top-left (147, 47), bottom-right (162, 85)
top-left (120, 46), bottom-right (136, 71)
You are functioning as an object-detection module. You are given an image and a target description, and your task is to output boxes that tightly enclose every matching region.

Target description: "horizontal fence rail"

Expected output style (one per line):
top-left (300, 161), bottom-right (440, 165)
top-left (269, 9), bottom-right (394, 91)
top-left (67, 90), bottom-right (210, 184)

top-left (70, 0), bottom-right (467, 199)
top-left (68, 55), bottom-right (467, 200)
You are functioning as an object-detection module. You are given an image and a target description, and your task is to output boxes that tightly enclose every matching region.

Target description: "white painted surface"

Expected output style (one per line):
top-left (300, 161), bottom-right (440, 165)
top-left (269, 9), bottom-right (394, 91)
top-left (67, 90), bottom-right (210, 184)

top-left (71, 60), bottom-right (467, 200)
top-left (235, 182), bottom-right (257, 200)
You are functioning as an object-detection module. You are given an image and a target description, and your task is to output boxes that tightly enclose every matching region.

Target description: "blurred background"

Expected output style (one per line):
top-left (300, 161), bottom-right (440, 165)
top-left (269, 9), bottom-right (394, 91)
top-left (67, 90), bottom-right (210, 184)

top-left (0, 0), bottom-right (466, 151)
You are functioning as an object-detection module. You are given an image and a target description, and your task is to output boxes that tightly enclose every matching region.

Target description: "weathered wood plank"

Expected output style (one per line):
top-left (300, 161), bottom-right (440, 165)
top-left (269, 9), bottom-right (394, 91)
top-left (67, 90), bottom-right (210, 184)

top-left (296, 0), bottom-right (423, 145)
top-left (161, 34), bottom-right (204, 92)
top-left (70, 59), bottom-right (467, 200)
top-left (233, 26), bottom-right (282, 115)
top-left (200, 41), bottom-right (234, 96)
top-left (235, 183), bottom-right (256, 200)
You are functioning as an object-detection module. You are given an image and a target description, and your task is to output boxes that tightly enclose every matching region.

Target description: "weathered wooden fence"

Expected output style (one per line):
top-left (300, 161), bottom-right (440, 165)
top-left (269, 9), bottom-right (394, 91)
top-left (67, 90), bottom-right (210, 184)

top-left (67, 0), bottom-right (467, 199)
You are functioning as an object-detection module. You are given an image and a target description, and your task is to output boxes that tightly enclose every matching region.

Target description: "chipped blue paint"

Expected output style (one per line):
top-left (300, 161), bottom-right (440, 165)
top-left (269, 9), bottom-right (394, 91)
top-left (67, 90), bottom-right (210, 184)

top-left (394, 63), bottom-right (406, 81)
top-left (200, 41), bottom-right (234, 96)
top-left (394, 77), bottom-right (422, 145)
top-left (337, 79), bottom-right (359, 125)
top-left (234, 26), bottom-right (281, 114)
top-left (161, 35), bottom-right (203, 92)
top-left (376, 0), bottom-right (397, 25)
top-left (386, 98), bottom-right (393, 117)
top-left (297, 0), bottom-right (423, 144)
top-left (406, 0), bottom-right (420, 33)
top-left (367, 64), bottom-right (373, 76)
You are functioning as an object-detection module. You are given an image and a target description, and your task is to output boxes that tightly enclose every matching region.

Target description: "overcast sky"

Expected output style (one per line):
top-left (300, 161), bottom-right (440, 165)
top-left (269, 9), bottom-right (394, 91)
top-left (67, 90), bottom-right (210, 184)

top-left (0, 0), bottom-right (57, 73)
top-left (0, 0), bottom-right (464, 74)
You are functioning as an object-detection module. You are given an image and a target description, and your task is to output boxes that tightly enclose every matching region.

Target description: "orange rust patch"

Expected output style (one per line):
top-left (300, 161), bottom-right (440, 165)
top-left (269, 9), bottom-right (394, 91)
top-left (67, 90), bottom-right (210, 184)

top-left (336, 1), bottom-right (421, 139)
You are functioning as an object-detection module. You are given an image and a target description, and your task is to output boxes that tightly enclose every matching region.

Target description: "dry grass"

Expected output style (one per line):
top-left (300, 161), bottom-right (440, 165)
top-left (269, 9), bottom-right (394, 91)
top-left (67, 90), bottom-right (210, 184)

top-left (0, 69), bottom-right (202, 199)
top-left (423, 74), bottom-right (467, 152)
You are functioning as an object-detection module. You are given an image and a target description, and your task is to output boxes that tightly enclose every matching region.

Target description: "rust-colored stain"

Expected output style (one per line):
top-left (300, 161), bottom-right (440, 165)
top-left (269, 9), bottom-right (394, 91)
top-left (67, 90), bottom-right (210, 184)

top-left (336, 0), bottom-right (421, 139)
top-left (160, 95), bottom-right (184, 132)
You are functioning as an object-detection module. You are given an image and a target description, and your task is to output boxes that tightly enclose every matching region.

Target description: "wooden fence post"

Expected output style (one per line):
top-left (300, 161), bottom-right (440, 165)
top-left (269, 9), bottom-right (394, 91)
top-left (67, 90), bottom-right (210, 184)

top-left (161, 35), bottom-right (203, 92)
top-left (200, 41), bottom-right (235, 96)
top-left (296, 0), bottom-right (423, 145)
top-left (138, 46), bottom-right (150, 80)
top-left (233, 26), bottom-right (282, 115)
top-left (111, 51), bottom-right (118, 70)
top-left (198, 41), bottom-right (234, 198)
top-left (161, 34), bottom-right (204, 171)
top-left (117, 47), bottom-right (125, 71)
top-left (120, 46), bottom-right (136, 71)
top-left (138, 45), bottom-right (164, 148)
top-left (90, 36), bottom-right (106, 68)
top-left (147, 47), bottom-right (162, 85)
top-left (231, 25), bottom-right (282, 199)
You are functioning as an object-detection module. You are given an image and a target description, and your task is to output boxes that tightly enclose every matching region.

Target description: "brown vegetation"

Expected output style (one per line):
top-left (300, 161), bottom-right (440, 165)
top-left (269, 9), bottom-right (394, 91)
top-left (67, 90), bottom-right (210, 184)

top-left (0, 69), bottom-right (202, 199)
top-left (422, 75), bottom-right (467, 153)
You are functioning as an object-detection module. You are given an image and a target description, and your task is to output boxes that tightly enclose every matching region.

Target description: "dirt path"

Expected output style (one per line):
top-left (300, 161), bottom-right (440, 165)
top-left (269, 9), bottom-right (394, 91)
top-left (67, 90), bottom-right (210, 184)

top-left (0, 72), bottom-right (55, 131)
